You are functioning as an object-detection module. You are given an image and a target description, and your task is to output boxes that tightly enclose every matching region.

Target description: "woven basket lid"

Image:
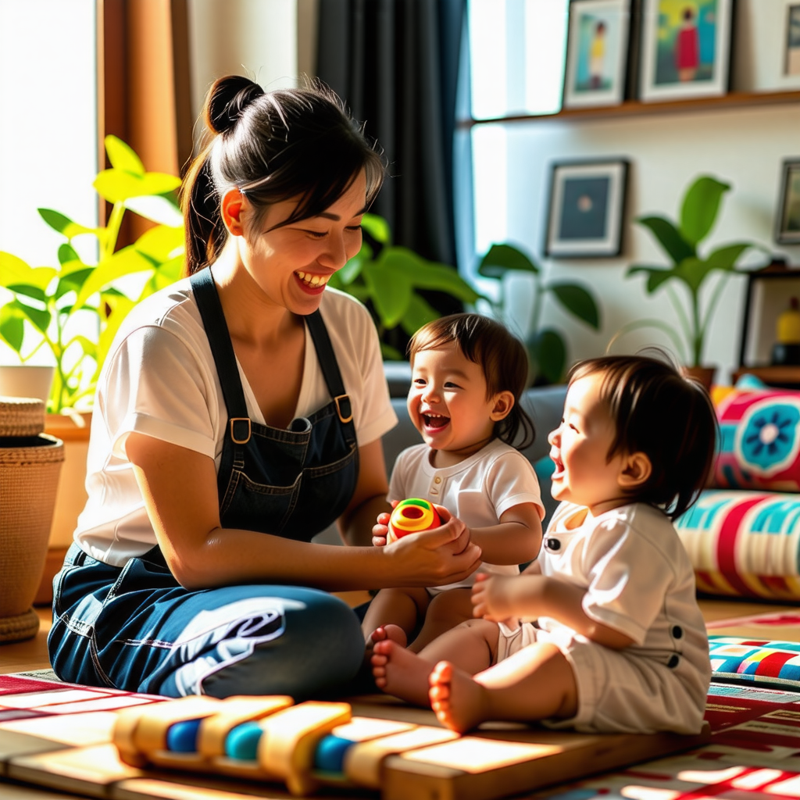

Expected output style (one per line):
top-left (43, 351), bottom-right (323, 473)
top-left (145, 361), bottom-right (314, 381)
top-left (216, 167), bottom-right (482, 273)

top-left (0, 397), bottom-right (46, 437)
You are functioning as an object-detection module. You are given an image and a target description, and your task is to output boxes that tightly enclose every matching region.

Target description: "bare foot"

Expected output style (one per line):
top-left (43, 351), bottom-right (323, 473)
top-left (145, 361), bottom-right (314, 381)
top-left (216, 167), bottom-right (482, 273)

top-left (370, 640), bottom-right (434, 706)
top-left (370, 624), bottom-right (408, 648)
top-left (428, 661), bottom-right (489, 733)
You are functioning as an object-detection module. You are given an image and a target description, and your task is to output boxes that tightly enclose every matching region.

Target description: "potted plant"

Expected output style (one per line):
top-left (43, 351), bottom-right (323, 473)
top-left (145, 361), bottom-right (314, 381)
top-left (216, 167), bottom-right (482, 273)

top-left (476, 243), bottom-right (601, 385)
top-left (616, 175), bottom-right (767, 387)
top-left (0, 135), bottom-right (184, 415)
top-left (329, 214), bottom-right (485, 360)
top-left (0, 136), bottom-right (183, 589)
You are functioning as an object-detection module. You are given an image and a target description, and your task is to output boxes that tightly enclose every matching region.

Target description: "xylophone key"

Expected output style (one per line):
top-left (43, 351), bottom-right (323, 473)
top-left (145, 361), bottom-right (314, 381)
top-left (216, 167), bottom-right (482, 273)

top-left (225, 722), bottom-right (264, 761)
top-left (313, 735), bottom-right (355, 774)
top-left (165, 719), bottom-right (202, 753)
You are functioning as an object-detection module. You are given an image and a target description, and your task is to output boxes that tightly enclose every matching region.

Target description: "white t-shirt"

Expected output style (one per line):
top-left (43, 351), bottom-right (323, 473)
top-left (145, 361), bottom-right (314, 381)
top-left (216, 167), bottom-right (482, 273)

top-left (539, 502), bottom-right (710, 690)
top-left (74, 278), bottom-right (398, 566)
top-left (388, 439), bottom-right (545, 589)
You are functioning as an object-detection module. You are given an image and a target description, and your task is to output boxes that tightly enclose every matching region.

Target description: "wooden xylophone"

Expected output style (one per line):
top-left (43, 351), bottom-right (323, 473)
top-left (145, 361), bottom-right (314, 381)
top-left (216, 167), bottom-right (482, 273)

top-left (0, 675), bottom-right (712, 800)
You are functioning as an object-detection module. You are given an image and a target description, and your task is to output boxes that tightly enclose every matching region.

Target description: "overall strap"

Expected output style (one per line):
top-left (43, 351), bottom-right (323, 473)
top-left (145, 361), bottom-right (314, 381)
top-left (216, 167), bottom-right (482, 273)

top-left (189, 268), bottom-right (251, 443)
top-left (304, 310), bottom-right (353, 425)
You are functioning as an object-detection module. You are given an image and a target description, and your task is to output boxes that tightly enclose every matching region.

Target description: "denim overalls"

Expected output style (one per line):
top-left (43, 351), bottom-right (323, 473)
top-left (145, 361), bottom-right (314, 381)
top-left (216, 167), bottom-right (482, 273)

top-left (48, 268), bottom-right (365, 698)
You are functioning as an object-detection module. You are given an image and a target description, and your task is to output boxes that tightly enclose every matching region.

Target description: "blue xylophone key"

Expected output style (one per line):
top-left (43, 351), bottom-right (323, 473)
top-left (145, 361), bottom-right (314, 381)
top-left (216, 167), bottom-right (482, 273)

top-left (225, 721), bottom-right (265, 761)
top-left (166, 718), bottom-right (203, 752)
top-left (313, 735), bottom-right (355, 773)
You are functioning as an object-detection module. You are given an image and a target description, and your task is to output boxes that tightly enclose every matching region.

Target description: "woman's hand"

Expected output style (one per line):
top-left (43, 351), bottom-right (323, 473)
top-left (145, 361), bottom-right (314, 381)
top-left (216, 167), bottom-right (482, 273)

top-left (382, 507), bottom-right (481, 587)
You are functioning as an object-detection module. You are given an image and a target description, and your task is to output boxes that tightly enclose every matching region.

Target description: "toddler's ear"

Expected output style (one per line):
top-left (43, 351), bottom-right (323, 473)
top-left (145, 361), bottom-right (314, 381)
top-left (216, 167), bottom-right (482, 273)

top-left (490, 391), bottom-right (515, 421)
top-left (619, 452), bottom-right (652, 489)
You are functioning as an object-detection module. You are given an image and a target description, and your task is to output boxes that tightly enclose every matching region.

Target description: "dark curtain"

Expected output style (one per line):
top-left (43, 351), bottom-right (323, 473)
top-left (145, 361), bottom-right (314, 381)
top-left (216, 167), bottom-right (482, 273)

top-left (316, 0), bottom-right (466, 272)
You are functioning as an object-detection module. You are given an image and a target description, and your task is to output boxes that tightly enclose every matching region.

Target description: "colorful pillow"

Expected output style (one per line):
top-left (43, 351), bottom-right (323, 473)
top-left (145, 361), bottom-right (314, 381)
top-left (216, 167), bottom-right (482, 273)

top-left (709, 636), bottom-right (800, 690)
top-left (713, 386), bottom-right (800, 492)
top-left (675, 490), bottom-right (800, 599)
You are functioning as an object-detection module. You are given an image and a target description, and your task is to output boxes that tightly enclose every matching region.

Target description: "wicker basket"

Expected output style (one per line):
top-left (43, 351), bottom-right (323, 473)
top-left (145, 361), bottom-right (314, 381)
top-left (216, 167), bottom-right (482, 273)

top-left (0, 397), bottom-right (65, 642)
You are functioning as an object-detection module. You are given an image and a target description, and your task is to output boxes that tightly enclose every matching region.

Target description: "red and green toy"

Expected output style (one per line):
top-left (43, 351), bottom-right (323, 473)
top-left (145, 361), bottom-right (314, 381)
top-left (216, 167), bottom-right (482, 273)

top-left (387, 498), bottom-right (441, 543)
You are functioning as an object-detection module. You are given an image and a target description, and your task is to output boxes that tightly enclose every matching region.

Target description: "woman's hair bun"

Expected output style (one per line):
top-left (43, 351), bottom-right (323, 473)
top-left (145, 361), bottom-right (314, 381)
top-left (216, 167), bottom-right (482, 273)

top-left (206, 75), bottom-right (265, 134)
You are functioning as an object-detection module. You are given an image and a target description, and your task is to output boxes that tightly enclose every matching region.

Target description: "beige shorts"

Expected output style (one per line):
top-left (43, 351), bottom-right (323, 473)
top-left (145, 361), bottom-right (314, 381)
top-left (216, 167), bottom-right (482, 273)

top-left (495, 621), bottom-right (706, 735)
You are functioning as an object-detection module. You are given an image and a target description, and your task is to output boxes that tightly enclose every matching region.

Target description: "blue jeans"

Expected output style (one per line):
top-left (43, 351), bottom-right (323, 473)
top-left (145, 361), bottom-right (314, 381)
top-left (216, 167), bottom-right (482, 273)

top-left (48, 543), bottom-right (364, 698)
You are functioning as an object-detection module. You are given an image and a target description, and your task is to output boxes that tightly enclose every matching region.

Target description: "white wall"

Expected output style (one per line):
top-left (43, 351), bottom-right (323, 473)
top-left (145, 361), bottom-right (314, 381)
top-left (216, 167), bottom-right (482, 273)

top-left (187, 0), bottom-right (299, 125)
top-left (477, 102), bottom-right (800, 386)
top-left (0, 0), bottom-right (97, 365)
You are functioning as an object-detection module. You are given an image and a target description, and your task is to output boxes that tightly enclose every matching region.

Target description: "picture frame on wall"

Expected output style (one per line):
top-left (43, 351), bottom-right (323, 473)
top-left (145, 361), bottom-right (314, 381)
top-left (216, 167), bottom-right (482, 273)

top-left (776, 159), bottom-right (800, 245)
top-left (544, 159), bottom-right (629, 258)
top-left (638, 0), bottom-right (734, 102)
top-left (733, 0), bottom-right (800, 93)
top-left (562, 0), bottom-right (633, 109)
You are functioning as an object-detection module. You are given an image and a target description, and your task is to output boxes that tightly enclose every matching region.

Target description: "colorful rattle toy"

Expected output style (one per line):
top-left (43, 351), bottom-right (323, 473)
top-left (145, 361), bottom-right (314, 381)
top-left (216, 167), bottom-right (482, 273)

top-left (387, 498), bottom-right (441, 543)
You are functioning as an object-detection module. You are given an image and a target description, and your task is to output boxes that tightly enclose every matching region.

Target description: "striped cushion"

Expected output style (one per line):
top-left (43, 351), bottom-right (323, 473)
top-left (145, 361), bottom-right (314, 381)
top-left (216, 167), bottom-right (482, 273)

top-left (675, 490), bottom-right (800, 599)
top-left (709, 636), bottom-right (800, 689)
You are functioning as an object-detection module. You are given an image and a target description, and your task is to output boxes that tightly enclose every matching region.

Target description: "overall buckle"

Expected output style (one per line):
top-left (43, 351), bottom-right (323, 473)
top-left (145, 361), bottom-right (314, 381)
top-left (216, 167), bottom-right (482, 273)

top-left (230, 418), bottom-right (252, 444)
top-left (334, 394), bottom-right (353, 424)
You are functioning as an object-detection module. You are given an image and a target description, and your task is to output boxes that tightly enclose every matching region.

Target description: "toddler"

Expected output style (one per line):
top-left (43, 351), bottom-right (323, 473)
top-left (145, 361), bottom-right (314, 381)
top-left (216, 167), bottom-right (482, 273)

top-left (371, 354), bottom-right (717, 735)
top-left (362, 313), bottom-right (545, 653)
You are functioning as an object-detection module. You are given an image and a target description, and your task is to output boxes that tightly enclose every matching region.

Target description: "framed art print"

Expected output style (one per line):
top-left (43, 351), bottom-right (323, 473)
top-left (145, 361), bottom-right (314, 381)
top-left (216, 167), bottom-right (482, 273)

top-left (544, 159), bottom-right (629, 258)
top-left (638, 0), bottom-right (733, 102)
top-left (563, 0), bottom-right (632, 108)
top-left (733, 0), bottom-right (800, 92)
top-left (776, 159), bottom-right (800, 245)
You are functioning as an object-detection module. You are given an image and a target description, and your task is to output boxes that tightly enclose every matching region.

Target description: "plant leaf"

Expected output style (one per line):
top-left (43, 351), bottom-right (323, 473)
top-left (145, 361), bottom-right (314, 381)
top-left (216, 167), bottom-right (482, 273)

top-left (0, 253), bottom-right (56, 291)
top-left (529, 328), bottom-right (566, 385)
top-left (37, 208), bottom-right (96, 239)
top-left (705, 242), bottom-right (753, 270)
top-left (93, 169), bottom-right (181, 204)
top-left (679, 175), bottom-right (730, 246)
top-left (478, 243), bottom-right (539, 279)
top-left (105, 135), bottom-right (145, 176)
top-left (627, 264), bottom-right (679, 294)
top-left (124, 193), bottom-right (183, 226)
top-left (9, 298), bottom-right (51, 334)
top-left (6, 284), bottom-right (47, 303)
top-left (637, 216), bottom-right (695, 264)
top-left (549, 283), bottom-right (600, 329)
top-left (363, 261), bottom-right (412, 329)
top-left (400, 293), bottom-right (440, 336)
top-left (362, 214), bottom-right (391, 245)
top-left (0, 305), bottom-right (25, 354)
top-left (379, 248), bottom-right (483, 303)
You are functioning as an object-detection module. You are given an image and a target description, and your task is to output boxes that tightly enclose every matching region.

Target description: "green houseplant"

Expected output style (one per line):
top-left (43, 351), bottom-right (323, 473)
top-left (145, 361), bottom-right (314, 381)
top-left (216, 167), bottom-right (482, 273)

top-left (329, 214), bottom-right (485, 360)
top-left (0, 135), bottom-right (184, 413)
top-left (617, 175), bottom-right (766, 379)
top-left (477, 243), bottom-right (601, 385)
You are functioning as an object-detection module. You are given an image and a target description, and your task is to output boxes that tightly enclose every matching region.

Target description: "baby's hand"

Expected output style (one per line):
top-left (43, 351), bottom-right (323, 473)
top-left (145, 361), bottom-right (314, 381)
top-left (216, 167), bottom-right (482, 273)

top-left (372, 512), bottom-right (391, 547)
top-left (471, 573), bottom-right (516, 621)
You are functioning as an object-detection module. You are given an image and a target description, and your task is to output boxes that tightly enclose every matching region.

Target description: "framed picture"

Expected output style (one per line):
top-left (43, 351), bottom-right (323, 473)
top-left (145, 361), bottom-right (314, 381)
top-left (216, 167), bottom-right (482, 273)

top-left (563, 0), bottom-right (633, 109)
top-left (638, 0), bottom-right (734, 102)
top-left (544, 159), bottom-right (629, 258)
top-left (733, 0), bottom-right (800, 93)
top-left (776, 159), bottom-right (800, 245)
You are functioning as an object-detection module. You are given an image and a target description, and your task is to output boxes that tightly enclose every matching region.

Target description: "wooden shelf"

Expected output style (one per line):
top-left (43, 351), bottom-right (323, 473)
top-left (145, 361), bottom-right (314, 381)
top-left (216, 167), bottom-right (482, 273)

top-left (459, 90), bottom-right (800, 128)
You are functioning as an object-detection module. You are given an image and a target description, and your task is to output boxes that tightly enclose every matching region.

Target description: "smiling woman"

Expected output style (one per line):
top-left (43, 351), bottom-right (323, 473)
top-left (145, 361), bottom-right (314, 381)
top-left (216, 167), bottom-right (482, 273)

top-left (47, 75), bottom-right (483, 701)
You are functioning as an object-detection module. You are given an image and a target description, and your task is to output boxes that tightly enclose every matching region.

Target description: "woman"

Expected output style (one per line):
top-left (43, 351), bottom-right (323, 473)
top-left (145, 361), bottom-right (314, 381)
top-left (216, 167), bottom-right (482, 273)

top-left (48, 75), bottom-right (481, 700)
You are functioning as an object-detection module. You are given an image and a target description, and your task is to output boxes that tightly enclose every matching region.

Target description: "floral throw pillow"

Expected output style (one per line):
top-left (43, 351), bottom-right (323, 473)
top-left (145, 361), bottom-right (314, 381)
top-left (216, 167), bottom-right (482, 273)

top-left (714, 387), bottom-right (800, 492)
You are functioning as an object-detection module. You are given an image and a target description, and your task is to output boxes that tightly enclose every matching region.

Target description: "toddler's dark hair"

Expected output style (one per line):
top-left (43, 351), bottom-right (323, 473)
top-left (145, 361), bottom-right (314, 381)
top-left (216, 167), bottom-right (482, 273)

top-left (408, 313), bottom-right (535, 450)
top-left (568, 354), bottom-right (718, 520)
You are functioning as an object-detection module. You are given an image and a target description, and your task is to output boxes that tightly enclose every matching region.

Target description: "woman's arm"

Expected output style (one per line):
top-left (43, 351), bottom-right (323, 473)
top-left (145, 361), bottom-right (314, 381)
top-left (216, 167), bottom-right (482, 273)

top-left (336, 438), bottom-right (391, 547)
top-left (467, 503), bottom-right (543, 566)
top-left (471, 573), bottom-right (634, 650)
top-left (126, 432), bottom-right (482, 592)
